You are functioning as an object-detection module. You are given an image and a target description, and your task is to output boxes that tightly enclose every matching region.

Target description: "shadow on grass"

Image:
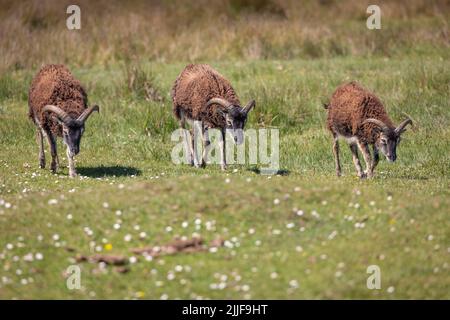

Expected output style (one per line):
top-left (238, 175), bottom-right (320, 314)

top-left (247, 167), bottom-right (290, 176)
top-left (77, 166), bottom-right (142, 178)
top-left (391, 174), bottom-right (430, 181)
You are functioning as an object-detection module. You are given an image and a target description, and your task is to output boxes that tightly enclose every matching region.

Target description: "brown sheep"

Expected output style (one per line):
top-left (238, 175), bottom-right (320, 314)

top-left (28, 64), bottom-right (99, 177)
top-left (171, 64), bottom-right (255, 170)
top-left (325, 81), bottom-right (412, 178)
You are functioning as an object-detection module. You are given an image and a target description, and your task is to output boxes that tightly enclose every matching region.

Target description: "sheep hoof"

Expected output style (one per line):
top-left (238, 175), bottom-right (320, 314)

top-left (69, 172), bottom-right (78, 178)
top-left (50, 161), bottom-right (58, 173)
top-left (359, 173), bottom-right (367, 179)
top-left (39, 161), bottom-right (45, 169)
top-left (221, 164), bottom-right (227, 171)
top-left (336, 171), bottom-right (342, 177)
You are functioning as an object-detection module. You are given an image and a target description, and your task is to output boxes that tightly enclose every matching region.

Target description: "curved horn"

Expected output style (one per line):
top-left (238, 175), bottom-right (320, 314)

top-left (395, 118), bottom-right (412, 135)
top-left (206, 98), bottom-right (234, 110)
top-left (362, 118), bottom-right (389, 132)
top-left (77, 105), bottom-right (99, 123)
top-left (243, 100), bottom-right (255, 114)
top-left (42, 105), bottom-right (72, 125)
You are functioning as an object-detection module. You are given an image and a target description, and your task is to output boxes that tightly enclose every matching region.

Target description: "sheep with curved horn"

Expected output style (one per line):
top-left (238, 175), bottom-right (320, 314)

top-left (324, 81), bottom-right (413, 178)
top-left (171, 64), bottom-right (256, 170)
top-left (28, 65), bottom-right (99, 177)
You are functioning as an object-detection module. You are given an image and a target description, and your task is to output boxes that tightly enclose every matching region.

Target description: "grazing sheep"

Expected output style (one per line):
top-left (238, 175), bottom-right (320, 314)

top-left (171, 64), bottom-right (255, 170)
top-left (325, 81), bottom-right (412, 178)
top-left (28, 64), bottom-right (99, 177)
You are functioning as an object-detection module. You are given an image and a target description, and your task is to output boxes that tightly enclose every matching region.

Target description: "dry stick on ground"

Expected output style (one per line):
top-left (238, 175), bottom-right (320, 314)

top-left (74, 237), bottom-right (224, 270)
top-left (76, 254), bottom-right (128, 266)
top-left (131, 237), bottom-right (207, 256)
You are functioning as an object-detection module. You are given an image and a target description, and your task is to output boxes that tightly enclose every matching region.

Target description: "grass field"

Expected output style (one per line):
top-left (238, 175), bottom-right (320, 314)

top-left (1, 0), bottom-right (449, 300)
top-left (1, 56), bottom-right (449, 299)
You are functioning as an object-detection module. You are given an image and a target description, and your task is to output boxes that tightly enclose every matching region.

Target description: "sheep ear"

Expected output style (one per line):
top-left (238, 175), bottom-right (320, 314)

top-left (371, 125), bottom-right (383, 134)
top-left (218, 108), bottom-right (229, 117)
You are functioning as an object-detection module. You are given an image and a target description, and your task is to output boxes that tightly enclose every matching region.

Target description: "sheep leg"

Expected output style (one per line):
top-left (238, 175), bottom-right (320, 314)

top-left (220, 129), bottom-right (227, 171)
top-left (45, 130), bottom-right (59, 173)
top-left (36, 128), bottom-right (45, 169)
top-left (332, 134), bottom-right (341, 177)
top-left (188, 120), bottom-right (205, 168)
top-left (179, 119), bottom-right (194, 166)
top-left (369, 145), bottom-right (380, 176)
top-left (357, 141), bottom-right (373, 178)
top-left (349, 143), bottom-right (364, 178)
top-left (191, 128), bottom-right (201, 168)
top-left (66, 146), bottom-right (77, 178)
top-left (187, 129), bottom-right (196, 166)
top-left (201, 128), bottom-right (210, 168)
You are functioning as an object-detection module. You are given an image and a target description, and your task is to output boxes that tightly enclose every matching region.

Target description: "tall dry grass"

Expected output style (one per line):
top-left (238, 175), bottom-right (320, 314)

top-left (0, 0), bottom-right (449, 73)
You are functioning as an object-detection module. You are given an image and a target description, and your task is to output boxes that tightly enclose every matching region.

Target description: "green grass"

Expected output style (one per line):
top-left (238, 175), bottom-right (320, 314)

top-left (0, 57), bottom-right (449, 299)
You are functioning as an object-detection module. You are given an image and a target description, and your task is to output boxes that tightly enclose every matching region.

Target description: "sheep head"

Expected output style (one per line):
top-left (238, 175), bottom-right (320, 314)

top-left (363, 118), bottom-right (412, 162)
top-left (43, 104), bottom-right (99, 155)
top-left (206, 98), bottom-right (255, 144)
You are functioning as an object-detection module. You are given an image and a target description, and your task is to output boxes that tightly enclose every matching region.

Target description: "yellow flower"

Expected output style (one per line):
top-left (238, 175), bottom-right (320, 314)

top-left (389, 219), bottom-right (396, 225)
top-left (104, 243), bottom-right (113, 251)
top-left (136, 291), bottom-right (145, 298)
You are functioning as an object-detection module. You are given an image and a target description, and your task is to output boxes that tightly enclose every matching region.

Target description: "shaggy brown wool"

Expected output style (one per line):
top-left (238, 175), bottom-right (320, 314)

top-left (326, 81), bottom-right (395, 143)
top-left (171, 64), bottom-right (241, 128)
top-left (28, 64), bottom-right (88, 136)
